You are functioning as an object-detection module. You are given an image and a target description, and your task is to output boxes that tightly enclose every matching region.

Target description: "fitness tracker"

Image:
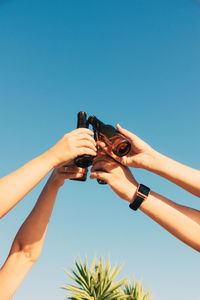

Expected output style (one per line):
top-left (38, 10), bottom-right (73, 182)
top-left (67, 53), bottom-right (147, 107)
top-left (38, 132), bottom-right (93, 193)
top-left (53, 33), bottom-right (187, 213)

top-left (129, 184), bottom-right (150, 211)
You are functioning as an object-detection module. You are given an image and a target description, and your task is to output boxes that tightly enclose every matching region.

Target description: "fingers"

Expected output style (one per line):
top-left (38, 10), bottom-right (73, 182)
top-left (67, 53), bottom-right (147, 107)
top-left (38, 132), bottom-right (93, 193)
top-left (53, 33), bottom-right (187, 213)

top-left (91, 154), bottom-right (115, 182)
top-left (93, 153), bottom-right (112, 163)
top-left (96, 141), bottom-right (110, 154)
top-left (116, 124), bottom-right (135, 140)
top-left (77, 139), bottom-right (97, 152)
top-left (90, 171), bottom-right (110, 183)
top-left (78, 147), bottom-right (97, 157)
top-left (66, 172), bottom-right (87, 180)
top-left (91, 159), bottom-right (116, 173)
top-left (58, 166), bottom-right (87, 180)
top-left (72, 131), bottom-right (97, 153)
top-left (78, 134), bottom-right (96, 146)
top-left (68, 129), bottom-right (96, 149)
top-left (54, 172), bottom-right (86, 182)
top-left (96, 141), bottom-right (125, 164)
top-left (117, 124), bottom-right (143, 145)
top-left (59, 165), bottom-right (88, 174)
top-left (72, 128), bottom-right (94, 136)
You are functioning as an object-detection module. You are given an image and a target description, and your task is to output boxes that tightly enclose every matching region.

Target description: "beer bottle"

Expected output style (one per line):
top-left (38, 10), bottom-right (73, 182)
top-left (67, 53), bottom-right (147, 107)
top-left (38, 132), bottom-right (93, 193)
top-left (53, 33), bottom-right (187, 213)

top-left (88, 115), bottom-right (131, 158)
top-left (71, 111), bottom-right (94, 182)
top-left (93, 129), bottom-right (107, 185)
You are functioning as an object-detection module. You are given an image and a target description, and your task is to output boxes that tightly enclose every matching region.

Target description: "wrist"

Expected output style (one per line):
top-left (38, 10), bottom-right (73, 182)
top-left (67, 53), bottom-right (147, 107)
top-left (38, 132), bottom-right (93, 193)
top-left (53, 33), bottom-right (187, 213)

top-left (126, 182), bottom-right (138, 203)
top-left (45, 178), bottom-right (63, 191)
top-left (47, 171), bottom-right (66, 189)
top-left (143, 149), bottom-right (164, 172)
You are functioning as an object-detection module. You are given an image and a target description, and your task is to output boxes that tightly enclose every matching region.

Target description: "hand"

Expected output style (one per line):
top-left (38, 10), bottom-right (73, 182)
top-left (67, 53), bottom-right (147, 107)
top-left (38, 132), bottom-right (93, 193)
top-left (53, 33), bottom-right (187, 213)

top-left (90, 155), bottom-right (138, 202)
top-left (47, 165), bottom-right (88, 188)
top-left (97, 124), bottom-right (157, 170)
top-left (47, 128), bottom-right (97, 167)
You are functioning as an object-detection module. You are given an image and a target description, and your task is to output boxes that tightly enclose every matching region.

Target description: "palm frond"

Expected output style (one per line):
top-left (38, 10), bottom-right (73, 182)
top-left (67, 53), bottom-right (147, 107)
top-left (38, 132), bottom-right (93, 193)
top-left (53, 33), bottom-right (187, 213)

top-left (62, 255), bottom-right (125, 299)
top-left (121, 277), bottom-right (152, 300)
top-left (62, 256), bottom-right (152, 300)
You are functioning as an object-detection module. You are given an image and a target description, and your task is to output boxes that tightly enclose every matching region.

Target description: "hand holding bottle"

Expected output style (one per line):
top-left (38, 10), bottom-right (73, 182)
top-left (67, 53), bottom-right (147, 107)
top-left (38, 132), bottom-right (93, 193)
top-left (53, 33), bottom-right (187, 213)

top-left (47, 165), bottom-right (88, 188)
top-left (98, 124), bottom-right (200, 197)
top-left (97, 124), bottom-right (156, 170)
top-left (46, 128), bottom-right (97, 168)
top-left (90, 155), bottom-right (138, 202)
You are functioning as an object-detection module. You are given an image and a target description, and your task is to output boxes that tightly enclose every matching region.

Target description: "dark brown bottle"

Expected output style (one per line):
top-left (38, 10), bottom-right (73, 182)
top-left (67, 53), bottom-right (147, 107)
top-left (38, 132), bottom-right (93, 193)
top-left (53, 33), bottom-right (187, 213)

top-left (93, 129), bottom-right (107, 185)
top-left (71, 111), bottom-right (93, 182)
top-left (88, 115), bottom-right (131, 158)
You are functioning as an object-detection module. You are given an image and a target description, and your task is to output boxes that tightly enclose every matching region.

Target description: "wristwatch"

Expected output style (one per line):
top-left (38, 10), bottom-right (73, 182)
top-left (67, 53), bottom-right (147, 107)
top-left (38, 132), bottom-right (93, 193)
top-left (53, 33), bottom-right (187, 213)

top-left (129, 184), bottom-right (150, 211)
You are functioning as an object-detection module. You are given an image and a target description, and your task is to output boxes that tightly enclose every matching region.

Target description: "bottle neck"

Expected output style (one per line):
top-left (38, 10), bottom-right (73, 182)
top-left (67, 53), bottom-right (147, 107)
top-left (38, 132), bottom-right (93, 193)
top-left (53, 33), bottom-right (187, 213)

top-left (88, 116), bottom-right (117, 139)
top-left (77, 112), bottom-right (88, 128)
top-left (88, 116), bottom-right (105, 131)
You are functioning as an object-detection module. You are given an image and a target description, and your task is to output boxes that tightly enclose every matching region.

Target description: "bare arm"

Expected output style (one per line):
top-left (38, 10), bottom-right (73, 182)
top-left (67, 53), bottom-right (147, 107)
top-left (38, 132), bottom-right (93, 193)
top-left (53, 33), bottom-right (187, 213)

top-left (0, 128), bottom-right (96, 218)
top-left (98, 124), bottom-right (200, 197)
top-left (144, 151), bottom-right (200, 198)
top-left (0, 165), bottom-right (85, 300)
top-left (91, 157), bottom-right (200, 252)
top-left (139, 191), bottom-right (200, 251)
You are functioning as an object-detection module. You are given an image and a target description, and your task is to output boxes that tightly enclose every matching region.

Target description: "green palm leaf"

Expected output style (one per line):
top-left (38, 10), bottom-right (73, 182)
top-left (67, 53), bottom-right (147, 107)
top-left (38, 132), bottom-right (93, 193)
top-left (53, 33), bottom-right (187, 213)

top-left (62, 256), bottom-right (125, 299)
top-left (62, 256), bottom-right (153, 300)
top-left (121, 277), bottom-right (152, 300)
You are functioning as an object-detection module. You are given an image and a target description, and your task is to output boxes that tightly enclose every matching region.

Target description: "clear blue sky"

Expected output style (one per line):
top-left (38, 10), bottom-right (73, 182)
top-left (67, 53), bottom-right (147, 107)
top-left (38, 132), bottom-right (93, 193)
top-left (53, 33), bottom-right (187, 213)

top-left (0, 0), bottom-right (200, 299)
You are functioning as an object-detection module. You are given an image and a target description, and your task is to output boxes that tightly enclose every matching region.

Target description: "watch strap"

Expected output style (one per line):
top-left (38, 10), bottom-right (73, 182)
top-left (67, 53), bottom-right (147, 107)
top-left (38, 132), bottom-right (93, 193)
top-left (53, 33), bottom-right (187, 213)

top-left (129, 184), bottom-right (150, 211)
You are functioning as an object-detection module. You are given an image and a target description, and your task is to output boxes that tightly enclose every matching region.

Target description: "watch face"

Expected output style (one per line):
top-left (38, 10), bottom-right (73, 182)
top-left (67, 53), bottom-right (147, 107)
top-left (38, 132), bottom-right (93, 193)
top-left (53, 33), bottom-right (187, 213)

top-left (138, 184), bottom-right (150, 196)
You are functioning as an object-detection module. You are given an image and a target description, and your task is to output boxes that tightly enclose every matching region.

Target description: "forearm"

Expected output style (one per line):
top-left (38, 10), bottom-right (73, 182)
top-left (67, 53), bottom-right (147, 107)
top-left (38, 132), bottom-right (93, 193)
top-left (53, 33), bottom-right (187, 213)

top-left (137, 191), bottom-right (200, 252)
top-left (0, 177), bottom-right (60, 299)
top-left (145, 151), bottom-right (200, 197)
top-left (91, 156), bottom-right (200, 251)
top-left (13, 181), bottom-right (59, 260)
top-left (0, 150), bottom-right (57, 218)
top-left (0, 181), bottom-right (60, 300)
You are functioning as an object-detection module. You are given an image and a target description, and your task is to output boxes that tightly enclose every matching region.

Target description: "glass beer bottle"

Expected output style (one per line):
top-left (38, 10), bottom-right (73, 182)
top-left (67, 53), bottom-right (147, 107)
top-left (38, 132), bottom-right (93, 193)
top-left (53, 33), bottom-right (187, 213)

top-left (71, 111), bottom-right (93, 182)
top-left (93, 129), bottom-right (107, 185)
top-left (88, 115), bottom-right (131, 158)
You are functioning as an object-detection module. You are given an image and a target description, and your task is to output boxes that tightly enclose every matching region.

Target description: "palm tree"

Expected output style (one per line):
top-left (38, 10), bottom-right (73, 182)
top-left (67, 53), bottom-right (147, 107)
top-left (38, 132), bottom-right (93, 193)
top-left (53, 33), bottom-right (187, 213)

top-left (62, 255), bottom-right (152, 300)
top-left (62, 255), bottom-right (126, 299)
top-left (122, 278), bottom-right (152, 300)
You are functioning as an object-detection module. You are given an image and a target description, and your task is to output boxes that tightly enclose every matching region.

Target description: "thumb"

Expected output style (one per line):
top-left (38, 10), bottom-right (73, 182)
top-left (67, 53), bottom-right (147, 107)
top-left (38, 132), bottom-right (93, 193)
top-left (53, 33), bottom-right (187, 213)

top-left (117, 124), bottom-right (139, 144)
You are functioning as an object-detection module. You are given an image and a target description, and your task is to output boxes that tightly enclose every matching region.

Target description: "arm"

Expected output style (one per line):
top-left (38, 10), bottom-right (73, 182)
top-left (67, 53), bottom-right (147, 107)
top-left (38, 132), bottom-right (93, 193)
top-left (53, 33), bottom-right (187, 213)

top-left (142, 151), bottom-right (200, 198)
top-left (0, 128), bottom-right (96, 218)
top-left (98, 124), bottom-right (200, 197)
top-left (90, 157), bottom-right (200, 252)
top-left (0, 165), bottom-right (85, 300)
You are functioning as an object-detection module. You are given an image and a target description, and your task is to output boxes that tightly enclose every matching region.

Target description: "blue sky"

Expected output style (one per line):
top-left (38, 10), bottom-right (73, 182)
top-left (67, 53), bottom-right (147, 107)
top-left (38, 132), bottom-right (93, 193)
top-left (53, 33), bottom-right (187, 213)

top-left (0, 0), bottom-right (200, 299)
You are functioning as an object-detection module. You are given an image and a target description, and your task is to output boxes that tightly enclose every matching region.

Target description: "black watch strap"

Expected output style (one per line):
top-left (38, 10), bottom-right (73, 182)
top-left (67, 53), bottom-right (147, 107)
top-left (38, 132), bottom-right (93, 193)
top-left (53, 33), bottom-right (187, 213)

top-left (129, 184), bottom-right (150, 211)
